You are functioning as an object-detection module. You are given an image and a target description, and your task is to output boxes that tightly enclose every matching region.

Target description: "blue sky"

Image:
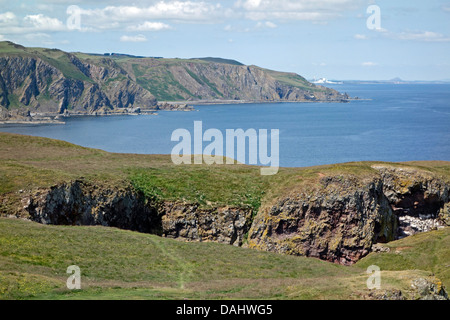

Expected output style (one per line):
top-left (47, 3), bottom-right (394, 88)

top-left (1, 0), bottom-right (449, 80)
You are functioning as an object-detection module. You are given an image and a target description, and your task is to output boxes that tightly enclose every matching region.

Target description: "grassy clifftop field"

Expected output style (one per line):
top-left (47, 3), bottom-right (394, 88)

top-left (0, 132), bottom-right (449, 300)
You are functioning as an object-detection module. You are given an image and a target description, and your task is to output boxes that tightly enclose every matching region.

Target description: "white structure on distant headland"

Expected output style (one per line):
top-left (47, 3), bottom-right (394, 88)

top-left (312, 77), bottom-right (343, 84)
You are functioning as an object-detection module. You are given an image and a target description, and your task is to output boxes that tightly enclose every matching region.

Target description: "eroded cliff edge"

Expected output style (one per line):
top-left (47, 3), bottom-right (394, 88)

top-left (21, 180), bottom-right (252, 247)
top-left (11, 164), bottom-right (449, 265)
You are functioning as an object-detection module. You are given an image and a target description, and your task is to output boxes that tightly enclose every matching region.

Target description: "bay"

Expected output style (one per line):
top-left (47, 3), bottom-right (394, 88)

top-left (1, 83), bottom-right (449, 168)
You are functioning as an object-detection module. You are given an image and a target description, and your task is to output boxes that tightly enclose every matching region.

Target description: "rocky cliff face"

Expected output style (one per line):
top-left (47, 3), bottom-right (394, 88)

top-left (25, 180), bottom-right (161, 234)
top-left (248, 165), bottom-right (449, 265)
top-left (0, 41), bottom-right (348, 121)
top-left (22, 179), bottom-right (252, 246)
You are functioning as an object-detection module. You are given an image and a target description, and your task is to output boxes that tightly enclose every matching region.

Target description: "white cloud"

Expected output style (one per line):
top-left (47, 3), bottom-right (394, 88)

top-left (224, 20), bottom-right (277, 33)
top-left (255, 21), bottom-right (277, 29)
top-left (0, 12), bottom-right (66, 35)
top-left (23, 32), bottom-right (51, 41)
top-left (264, 21), bottom-right (277, 28)
top-left (362, 62), bottom-right (377, 67)
top-left (391, 31), bottom-right (450, 42)
top-left (79, 1), bottom-right (223, 26)
top-left (120, 34), bottom-right (147, 42)
top-left (354, 34), bottom-right (367, 40)
top-left (234, 0), bottom-right (361, 21)
top-left (127, 21), bottom-right (172, 31)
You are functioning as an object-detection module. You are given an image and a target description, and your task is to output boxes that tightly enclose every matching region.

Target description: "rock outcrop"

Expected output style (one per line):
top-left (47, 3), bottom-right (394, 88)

top-left (22, 179), bottom-right (252, 246)
top-left (247, 165), bottom-right (449, 265)
top-left (162, 202), bottom-right (252, 246)
top-left (0, 52), bottom-right (158, 120)
top-left (25, 180), bottom-right (161, 234)
top-left (368, 277), bottom-right (449, 300)
top-left (15, 164), bottom-right (449, 265)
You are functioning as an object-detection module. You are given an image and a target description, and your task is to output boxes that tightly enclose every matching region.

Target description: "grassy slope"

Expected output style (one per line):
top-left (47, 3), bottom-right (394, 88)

top-left (0, 132), bottom-right (449, 299)
top-left (1, 217), bottom-right (446, 300)
top-left (0, 42), bottom-right (91, 83)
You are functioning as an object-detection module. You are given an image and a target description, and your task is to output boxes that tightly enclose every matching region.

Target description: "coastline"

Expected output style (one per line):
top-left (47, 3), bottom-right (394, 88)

top-left (0, 98), bottom-right (359, 125)
top-left (0, 110), bottom-right (161, 126)
top-left (163, 98), bottom-right (356, 106)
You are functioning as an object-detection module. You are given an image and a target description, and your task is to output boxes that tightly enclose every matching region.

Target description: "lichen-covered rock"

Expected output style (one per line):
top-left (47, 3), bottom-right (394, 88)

top-left (439, 203), bottom-right (450, 226)
top-left (248, 176), bottom-right (397, 265)
top-left (248, 165), bottom-right (450, 265)
top-left (368, 289), bottom-right (405, 300)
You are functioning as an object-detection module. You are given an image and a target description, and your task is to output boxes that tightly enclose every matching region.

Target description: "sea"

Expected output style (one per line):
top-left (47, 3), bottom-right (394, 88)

top-left (1, 83), bottom-right (449, 168)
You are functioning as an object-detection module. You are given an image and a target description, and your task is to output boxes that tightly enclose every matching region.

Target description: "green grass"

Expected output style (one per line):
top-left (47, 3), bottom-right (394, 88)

top-left (264, 69), bottom-right (323, 92)
top-left (0, 133), bottom-right (449, 299)
top-left (4, 94), bottom-right (22, 109)
top-left (356, 228), bottom-right (450, 288)
top-left (193, 57), bottom-right (244, 66)
top-left (134, 68), bottom-right (188, 101)
top-left (129, 166), bottom-right (268, 210)
top-left (2, 217), bottom-right (444, 300)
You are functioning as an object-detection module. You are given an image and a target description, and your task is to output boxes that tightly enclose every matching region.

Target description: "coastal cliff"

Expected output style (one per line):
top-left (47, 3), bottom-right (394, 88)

top-left (0, 41), bottom-right (347, 122)
top-left (248, 165), bottom-right (449, 265)
top-left (0, 133), bottom-right (448, 267)
top-left (14, 165), bottom-right (449, 265)
top-left (21, 180), bottom-right (252, 247)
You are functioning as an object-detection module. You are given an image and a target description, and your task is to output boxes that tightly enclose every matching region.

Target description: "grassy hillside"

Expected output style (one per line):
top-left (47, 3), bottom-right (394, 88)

top-left (356, 228), bottom-right (450, 288)
top-left (1, 132), bottom-right (450, 214)
top-left (0, 41), bottom-right (339, 107)
top-left (0, 41), bottom-right (92, 83)
top-left (1, 217), bottom-right (446, 300)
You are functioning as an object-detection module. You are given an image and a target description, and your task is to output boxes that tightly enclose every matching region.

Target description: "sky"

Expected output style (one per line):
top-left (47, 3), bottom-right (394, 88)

top-left (0, 0), bottom-right (449, 81)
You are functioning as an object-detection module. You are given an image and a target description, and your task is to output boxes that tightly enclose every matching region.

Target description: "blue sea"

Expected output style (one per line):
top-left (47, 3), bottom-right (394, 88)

top-left (1, 83), bottom-right (449, 167)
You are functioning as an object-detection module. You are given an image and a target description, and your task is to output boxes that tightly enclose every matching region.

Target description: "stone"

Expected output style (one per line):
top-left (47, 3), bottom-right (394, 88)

top-left (248, 165), bottom-right (449, 265)
top-left (411, 278), bottom-right (449, 300)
